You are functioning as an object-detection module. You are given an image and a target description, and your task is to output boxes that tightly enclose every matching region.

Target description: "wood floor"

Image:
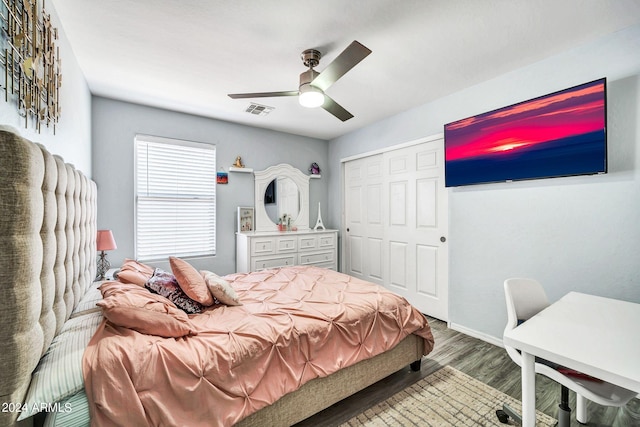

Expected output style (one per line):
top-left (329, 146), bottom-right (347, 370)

top-left (295, 317), bottom-right (640, 427)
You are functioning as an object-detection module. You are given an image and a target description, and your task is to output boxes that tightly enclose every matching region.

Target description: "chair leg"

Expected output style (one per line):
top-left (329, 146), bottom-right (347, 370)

top-left (500, 404), bottom-right (522, 424)
top-left (576, 394), bottom-right (588, 424)
top-left (557, 386), bottom-right (572, 427)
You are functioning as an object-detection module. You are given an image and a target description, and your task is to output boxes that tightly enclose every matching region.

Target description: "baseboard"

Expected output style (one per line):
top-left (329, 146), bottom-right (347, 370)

top-left (448, 322), bottom-right (504, 348)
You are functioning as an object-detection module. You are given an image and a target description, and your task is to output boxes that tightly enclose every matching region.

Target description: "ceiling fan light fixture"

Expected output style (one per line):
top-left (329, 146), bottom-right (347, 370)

top-left (299, 84), bottom-right (324, 108)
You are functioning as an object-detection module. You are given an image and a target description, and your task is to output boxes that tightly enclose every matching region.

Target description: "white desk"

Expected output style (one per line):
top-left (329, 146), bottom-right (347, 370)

top-left (503, 292), bottom-right (640, 427)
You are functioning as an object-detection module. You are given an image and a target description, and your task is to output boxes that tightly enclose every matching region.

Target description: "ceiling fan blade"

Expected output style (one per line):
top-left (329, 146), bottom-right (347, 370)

top-left (311, 41), bottom-right (372, 91)
top-left (228, 90), bottom-right (298, 99)
top-left (322, 95), bottom-right (354, 122)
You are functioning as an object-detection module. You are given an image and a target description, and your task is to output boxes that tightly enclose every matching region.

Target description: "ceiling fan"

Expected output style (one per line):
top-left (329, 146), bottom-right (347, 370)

top-left (228, 41), bottom-right (372, 122)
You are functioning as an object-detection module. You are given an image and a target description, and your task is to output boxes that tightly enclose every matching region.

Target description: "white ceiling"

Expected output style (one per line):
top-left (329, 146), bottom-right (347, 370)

top-left (51, 0), bottom-right (640, 141)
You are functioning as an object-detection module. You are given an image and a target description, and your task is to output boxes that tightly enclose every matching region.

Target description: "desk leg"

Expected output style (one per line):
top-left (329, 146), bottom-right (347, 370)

top-left (521, 351), bottom-right (536, 427)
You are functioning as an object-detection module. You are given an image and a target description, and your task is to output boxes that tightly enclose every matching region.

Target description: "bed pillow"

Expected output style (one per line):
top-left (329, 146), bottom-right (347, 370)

top-left (145, 269), bottom-right (204, 314)
top-left (97, 288), bottom-right (197, 338)
top-left (116, 258), bottom-right (155, 286)
top-left (170, 257), bottom-right (214, 306)
top-left (71, 280), bottom-right (104, 316)
top-left (100, 280), bottom-right (173, 301)
top-left (201, 270), bottom-right (242, 306)
top-left (17, 312), bottom-right (104, 421)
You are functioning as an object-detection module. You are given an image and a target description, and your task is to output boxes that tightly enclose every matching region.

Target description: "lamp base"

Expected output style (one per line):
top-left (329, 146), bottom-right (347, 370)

top-left (96, 251), bottom-right (111, 281)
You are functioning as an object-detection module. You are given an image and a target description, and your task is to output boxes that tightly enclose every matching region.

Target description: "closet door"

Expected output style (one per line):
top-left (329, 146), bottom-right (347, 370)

top-left (343, 137), bottom-right (448, 321)
top-left (384, 140), bottom-right (448, 321)
top-left (344, 154), bottom-right (385, 285)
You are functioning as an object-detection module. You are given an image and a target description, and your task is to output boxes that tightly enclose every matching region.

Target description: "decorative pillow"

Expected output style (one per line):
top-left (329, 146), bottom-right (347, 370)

top-left (100, 280), bottom-right (173, 302)
top-left (116, 258), bottom-right (155, 286)
top-left (145, 269), bottom-right (204, 314)
top-left (97, 288), bottom-right (197, 338)
top-left (201, 270), bottom-right (242, 306)
top-left (170, 256), bottom-right (214, 306)
top-left (17, 312), bottom-right (104, 421)
top-left (71, 280), bottom-right (104, 315)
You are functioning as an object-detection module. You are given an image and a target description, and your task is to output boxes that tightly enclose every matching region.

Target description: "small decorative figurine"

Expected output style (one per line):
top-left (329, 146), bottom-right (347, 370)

top-left (233, 156), bottom-right (244, 168)
top-left (309, 162), bottom-right (321, 175)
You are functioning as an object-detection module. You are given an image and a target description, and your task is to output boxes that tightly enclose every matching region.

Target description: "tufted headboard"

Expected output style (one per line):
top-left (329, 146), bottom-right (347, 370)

top-left (0, 128), bottom-right (97, 426)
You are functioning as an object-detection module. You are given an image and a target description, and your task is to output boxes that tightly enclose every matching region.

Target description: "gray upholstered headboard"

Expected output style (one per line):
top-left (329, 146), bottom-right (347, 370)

top-left (0, 128), bottom-right (97, 426)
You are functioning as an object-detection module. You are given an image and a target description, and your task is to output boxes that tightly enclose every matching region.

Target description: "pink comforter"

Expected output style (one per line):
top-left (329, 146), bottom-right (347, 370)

top-left (83, 266), bottom-right (434, 426)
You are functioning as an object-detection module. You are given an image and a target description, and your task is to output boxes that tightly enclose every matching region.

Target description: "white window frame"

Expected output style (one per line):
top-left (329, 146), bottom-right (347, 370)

top-left (134, 135), bottom-right (216, 261)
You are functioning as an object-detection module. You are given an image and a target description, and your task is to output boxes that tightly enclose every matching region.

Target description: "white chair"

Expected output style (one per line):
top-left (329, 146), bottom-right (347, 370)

top-left (499, 278), bottom-right (637, 426)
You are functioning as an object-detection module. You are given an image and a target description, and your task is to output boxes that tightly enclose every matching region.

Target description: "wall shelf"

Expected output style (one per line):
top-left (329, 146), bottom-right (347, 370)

top-left (309, 174), bottom-right (321, 179)
top-left (230, 167), bottom-right (253, 173)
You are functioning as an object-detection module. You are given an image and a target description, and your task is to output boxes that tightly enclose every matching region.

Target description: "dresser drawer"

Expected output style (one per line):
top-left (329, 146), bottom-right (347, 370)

top-left (276, 236), bottom-right (297, 253)
top-left (318, 233), bottom-right (335, 248)
top-left (252, 255), bottom-right (296, 271)
top-left (299, 251), bottom-right (334, 266)
top-left (298, 235), bottom-right (317, 250)
top-left (251, 238), bottom-right (275, 256)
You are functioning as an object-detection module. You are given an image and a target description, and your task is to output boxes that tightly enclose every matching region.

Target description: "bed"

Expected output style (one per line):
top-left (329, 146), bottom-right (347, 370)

top-left (0, 128), bottom-right (434, 427)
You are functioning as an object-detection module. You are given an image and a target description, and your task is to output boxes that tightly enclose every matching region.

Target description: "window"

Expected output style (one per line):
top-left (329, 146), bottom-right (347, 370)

top-left (135, 135), bottom-right (216, 261)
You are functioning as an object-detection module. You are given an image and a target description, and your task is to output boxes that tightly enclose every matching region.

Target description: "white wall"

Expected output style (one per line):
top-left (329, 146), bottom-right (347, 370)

top-left (92, 97), bottom-right (329, 275)
top-left (328, 24), bottom-right (640, 340)
top-left (0, 4), bottom-right (92, 174)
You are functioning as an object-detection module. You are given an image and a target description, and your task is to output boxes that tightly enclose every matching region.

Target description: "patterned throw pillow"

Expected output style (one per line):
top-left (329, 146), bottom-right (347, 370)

top-left (145, 269), bottom-right (204, 314)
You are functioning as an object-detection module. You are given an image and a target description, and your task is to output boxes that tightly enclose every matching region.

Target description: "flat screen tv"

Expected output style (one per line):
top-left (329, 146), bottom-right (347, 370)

top-left (444, 78), bottom-right (607, 187)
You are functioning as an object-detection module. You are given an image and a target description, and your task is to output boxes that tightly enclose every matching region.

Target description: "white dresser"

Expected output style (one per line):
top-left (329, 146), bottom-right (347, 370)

top-left (236, 229), bottom-right (338, 273)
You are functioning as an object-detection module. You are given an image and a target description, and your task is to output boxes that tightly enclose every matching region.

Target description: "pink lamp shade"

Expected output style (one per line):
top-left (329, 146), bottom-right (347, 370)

top-left (96, 230), bottom-right (117, 251)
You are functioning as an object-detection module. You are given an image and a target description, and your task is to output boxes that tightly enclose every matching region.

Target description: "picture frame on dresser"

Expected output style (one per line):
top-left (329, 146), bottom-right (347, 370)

top-left (237, 207), bottom-right (254, 232)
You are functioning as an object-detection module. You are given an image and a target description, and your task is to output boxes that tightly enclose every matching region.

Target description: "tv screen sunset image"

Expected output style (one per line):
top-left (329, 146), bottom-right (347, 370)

top-left (444, 78), bottom-right (607, 187)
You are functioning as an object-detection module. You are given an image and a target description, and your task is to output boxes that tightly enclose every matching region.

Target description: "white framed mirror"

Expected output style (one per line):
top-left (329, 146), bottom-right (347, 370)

top-left (254, 164), bottom-right (310, 232)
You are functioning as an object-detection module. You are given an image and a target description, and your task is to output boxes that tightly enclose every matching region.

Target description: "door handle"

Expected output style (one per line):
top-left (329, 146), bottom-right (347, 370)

top-left (440, 236), bottom-right (446, 242)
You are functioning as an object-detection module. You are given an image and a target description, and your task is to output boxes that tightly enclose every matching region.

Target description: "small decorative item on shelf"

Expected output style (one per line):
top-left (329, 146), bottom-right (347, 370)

top-left (233, 156), bottom-right (245, 168)
top-left (309, 162), bottom-right (321, 175)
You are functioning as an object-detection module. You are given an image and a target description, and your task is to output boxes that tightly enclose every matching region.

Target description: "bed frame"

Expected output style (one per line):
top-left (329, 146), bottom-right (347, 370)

top-left (0, 128), bottom-right (423, 427)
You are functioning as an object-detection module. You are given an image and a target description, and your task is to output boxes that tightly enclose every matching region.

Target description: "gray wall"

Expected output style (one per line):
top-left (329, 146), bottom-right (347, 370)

top-left (327, 24), bottom-right (640, 341)
top-left (0, 5), bottom-right (92, 174)
top-left (92, 97), bottom-right (329, 275)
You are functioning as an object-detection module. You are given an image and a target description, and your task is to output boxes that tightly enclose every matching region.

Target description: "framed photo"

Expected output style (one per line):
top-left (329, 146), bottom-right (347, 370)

top-left (237, 207), bottom-right (254, 232)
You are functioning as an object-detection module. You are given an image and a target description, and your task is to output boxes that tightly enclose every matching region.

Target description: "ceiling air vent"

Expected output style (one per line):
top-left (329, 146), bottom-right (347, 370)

top-left (245, 103), bottom-right (274, 116)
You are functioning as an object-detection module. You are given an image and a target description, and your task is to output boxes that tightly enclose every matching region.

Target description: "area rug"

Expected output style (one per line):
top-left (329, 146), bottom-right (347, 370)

top-left (340, 365), bottom-right (556, 427)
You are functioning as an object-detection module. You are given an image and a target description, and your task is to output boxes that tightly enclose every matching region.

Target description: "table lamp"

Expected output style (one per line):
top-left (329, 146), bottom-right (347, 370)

top-left (96, 230), bottom-right (117, 280)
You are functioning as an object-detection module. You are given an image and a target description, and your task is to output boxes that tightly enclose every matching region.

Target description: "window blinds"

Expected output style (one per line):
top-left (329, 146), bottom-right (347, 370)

top-left (135, 135), bottom-right (216, 261)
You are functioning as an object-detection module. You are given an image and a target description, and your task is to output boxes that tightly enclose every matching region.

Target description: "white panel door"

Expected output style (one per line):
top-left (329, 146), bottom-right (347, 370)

top-left (384, 140), bottom-right (448, 320)
top-left (344, 154), bottom-right (384, 285)
top-left (343, 137), bottom-right (448, 320)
